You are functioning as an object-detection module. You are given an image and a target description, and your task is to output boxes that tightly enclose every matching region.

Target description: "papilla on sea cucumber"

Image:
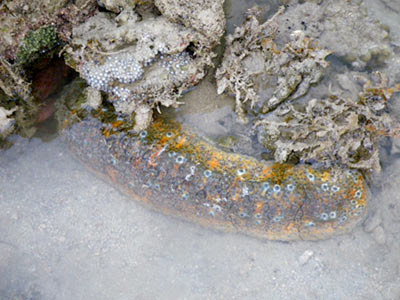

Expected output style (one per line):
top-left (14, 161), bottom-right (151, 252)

top-left (65, 111), bottom-right (368, 241)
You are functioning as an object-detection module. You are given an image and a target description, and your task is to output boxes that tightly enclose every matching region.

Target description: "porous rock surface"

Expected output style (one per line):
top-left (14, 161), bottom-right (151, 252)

top-left (67, 0), bottom-right (225, 130)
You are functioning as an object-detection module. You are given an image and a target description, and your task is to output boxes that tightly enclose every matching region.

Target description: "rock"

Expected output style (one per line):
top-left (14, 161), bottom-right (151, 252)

top-left (83, 87), bottom-right (102, 111)
top-left (97, 0), bottom-right (138, 13)
top-left (67, 0), bottom-right (225, 130)
top-left (277, 0), bottom-right (392, 70)
top-left (155, 0), bottom-right (225, 44)
top-left (215, 7), bottom-right (330, 121)
top-left (0, 0), bottom-right (97, 139)
top-left (298, 249), bottom-right (314, 266)
top-left (0, 107), bottom-right (16, 136)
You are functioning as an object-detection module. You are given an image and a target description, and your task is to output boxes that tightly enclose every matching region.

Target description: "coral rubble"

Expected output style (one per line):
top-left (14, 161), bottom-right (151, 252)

top-left (216, 7), bottom-right (330, 122)
top-left (216, 2), bottom-right (400, 172)
top-left (255, 72), bottom-right (400, 172)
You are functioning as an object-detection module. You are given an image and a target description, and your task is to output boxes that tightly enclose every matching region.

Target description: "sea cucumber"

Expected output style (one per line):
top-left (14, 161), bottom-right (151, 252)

top-left (66, 114), bottom-right (368, 241)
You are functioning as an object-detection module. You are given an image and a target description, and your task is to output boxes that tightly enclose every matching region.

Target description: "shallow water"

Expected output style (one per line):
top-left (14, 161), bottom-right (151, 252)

top-left (1, 1), bottom-right (400, 299)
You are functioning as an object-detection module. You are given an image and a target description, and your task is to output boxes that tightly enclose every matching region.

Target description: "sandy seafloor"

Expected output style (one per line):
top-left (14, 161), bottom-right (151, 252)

top-left (1, 1), bottom-right (400, 299)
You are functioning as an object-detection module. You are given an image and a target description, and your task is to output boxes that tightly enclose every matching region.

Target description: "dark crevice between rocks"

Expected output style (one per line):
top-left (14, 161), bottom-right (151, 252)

top-left (30, 57), bottom-right (79, 140)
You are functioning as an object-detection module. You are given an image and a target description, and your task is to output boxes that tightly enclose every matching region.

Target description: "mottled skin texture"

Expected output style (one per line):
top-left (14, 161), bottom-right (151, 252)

top-left (66, 115), bottom-right (368, 241)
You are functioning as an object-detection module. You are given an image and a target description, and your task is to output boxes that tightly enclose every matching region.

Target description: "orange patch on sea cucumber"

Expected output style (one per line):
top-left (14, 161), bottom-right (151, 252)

top-left (321, 171), bottom-right (330, 182)
top-left (103, 129), bottom-right (111, 138)
top-left (285, 222), bottom-right (295, 232)
top-left (255, 201), bottom-right (264, 213)
top-left (175, 136), bottom-right (187, 149)
top-left (112, 120), bottom-right (124, 128)
top-left (148, 146), bottom-right (165, 167)
top-left (159, 136), bottom-right (170, 144)
top-left (207, 157), bottom-right (220, 170)
top-left (260, 167), bottom-right (273, 179)
top-left (172, 164), bottom-right (181, 176)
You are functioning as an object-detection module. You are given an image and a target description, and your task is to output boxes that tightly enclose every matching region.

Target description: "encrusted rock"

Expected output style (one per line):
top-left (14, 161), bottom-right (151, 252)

top-left (0, 0), bottom-right (97, 140)
top-left (216, 3), bottom-right (399, 172)
top-left (155, 0), bottom-right (225, 45)
top-left (254, 72), bottom-right (400, 171)
top-left (97, 0), bottom-right (139, 13)
top-left (216, 7), bottom-right (330, 122)
top-left (67, 0), bottom-right (225, 130)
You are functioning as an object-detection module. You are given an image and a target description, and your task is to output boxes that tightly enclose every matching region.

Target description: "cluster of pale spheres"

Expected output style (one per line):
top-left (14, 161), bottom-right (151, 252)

top-left (81, 48), bottom-right (192, 105)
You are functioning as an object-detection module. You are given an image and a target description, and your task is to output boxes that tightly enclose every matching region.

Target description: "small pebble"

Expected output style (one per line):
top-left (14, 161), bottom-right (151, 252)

top-left (298, 249), bottom-right (314, 266)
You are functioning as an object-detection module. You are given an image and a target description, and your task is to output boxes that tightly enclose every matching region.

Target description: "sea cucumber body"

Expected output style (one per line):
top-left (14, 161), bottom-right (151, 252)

top-left (66, 116), bottom-right (368, 241)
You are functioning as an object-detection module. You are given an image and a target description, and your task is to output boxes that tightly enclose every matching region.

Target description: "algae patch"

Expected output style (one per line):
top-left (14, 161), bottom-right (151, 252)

top-left (16, 26), bottom-right (59, 67)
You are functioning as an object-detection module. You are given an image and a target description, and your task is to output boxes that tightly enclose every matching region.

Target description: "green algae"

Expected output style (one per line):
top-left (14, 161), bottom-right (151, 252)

top-left (16, 26), bottom-right (60, 67)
